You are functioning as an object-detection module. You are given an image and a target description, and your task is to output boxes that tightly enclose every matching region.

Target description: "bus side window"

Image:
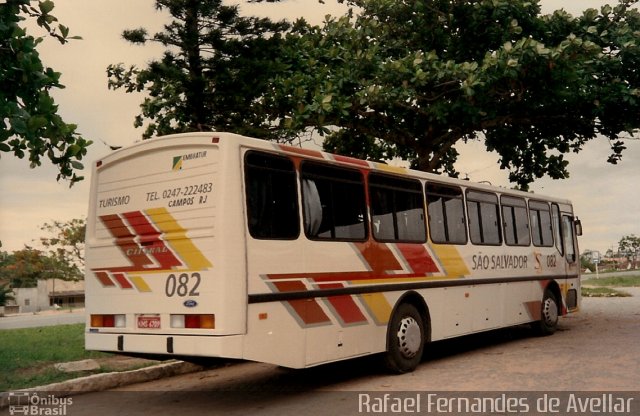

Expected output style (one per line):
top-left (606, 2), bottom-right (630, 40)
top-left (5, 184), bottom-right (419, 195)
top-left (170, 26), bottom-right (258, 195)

top-left (301, 162), bottom-right (367, 241)
top-left (501, 196), bottom-right (530, 246)
top-left (562, 215), bottom-right (577, 263)
top-left (425, 184), bottom-right (467, 244)
top-left (302, 178), bottom-right (322, 237)
top-left (466, 190), bottom-right (501, 245)
top-left (551, 203), bottom-right (564, 256)
top-left (244, 151), bottom-right (299, 240)
top-left (369, 173), bottom-right (426, 243)
top-left (529, 201), bottom-right (554, 247)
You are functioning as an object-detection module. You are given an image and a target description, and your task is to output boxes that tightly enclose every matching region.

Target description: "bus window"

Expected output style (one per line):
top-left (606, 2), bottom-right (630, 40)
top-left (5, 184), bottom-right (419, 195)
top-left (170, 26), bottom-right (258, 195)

top-left (369, 174), bottom-right (426, 243)
top-left (466, 190), bottom-right (501, 245)
top-left (501, 196), bottom-right (530, 246)
top-left (562, 215), bottom-right (577, 263)
top-left (529, 201), bottom-right (554, 247)
top-left (551, 203), bottom-right (564, 255)
top-left (301, 162), bottom-right (367, 241)
top-left (426, 184), bottom-right (467, 244)
top-left (244, 151), bottom-right (299, 239)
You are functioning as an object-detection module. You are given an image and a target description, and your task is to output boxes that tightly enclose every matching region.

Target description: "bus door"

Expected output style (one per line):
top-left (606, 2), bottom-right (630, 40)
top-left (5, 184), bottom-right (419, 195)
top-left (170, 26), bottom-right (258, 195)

top-left (556, 205), bottom-right (580, 310)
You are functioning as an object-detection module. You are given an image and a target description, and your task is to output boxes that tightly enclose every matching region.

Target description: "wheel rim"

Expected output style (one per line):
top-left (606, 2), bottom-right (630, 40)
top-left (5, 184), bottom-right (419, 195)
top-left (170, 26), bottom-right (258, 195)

top-left (396, 316), bottom-right (422, 358)
top-left (542, 296), bottom-right (558, 327)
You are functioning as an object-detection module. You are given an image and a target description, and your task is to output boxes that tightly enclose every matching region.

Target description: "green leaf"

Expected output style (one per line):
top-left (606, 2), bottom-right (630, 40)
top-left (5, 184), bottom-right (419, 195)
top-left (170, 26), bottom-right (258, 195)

top-left (27, 116), bottom-right (48, 131)
top-left (67, 144), bottom-right (81, 156)
top-left (59, 24), bottom-right (69, 39)
top-left (70, 161), bottom-right (84, 170)
top-left (39, 0), bottom-right (55, 15)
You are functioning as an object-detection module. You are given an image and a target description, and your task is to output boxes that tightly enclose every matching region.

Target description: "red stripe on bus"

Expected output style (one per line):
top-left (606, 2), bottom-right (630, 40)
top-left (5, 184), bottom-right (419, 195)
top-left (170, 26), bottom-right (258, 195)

top-left (100, 214), bottom-right (155, 269)
top-left (272, 281), bottom-right (331, 325)
top-left (524, 301), bottom-right (541, 321)
top-left (355, 242), bottom-right (403, 273)
top-left (265, 242), bottom-right (441, 284)
top-left (113, 273), bottom-right (133, 289)
top-left (332, 154), bottom-right (370, 167)
top-left (122, 211), bottom-right (182, 269)
top-left (396, 244), bottom-right (439, 274)
top-left (278, 145), bottom-right (324, 159)
top-left (95, 271), bottom-right (115, 287)
top-left (320, 283), bottom-right (367, 324)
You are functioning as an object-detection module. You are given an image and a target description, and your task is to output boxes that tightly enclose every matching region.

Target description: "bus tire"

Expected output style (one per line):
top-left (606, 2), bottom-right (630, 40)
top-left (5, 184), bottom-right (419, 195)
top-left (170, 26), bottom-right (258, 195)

top-left (383, 303), bottom-right (425, 374)
top-left (534, 289), bottom-right (559, 336)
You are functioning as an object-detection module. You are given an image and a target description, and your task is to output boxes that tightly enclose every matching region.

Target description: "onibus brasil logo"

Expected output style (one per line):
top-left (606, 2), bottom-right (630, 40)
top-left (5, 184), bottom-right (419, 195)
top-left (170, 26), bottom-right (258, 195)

top-left (8, 392), bottom-right (72, 416)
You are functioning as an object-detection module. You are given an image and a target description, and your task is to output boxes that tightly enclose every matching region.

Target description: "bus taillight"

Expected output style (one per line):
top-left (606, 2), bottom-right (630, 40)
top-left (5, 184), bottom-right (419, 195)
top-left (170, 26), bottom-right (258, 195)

top-left (91, 314), bottom-right (125, 328)
top-left (170, 314), bottom-right (215, 329)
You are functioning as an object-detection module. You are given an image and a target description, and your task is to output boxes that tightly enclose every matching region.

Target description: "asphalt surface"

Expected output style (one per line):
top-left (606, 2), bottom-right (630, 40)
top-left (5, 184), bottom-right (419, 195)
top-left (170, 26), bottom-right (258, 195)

top-left (0, 309), bottom-right (85, 329)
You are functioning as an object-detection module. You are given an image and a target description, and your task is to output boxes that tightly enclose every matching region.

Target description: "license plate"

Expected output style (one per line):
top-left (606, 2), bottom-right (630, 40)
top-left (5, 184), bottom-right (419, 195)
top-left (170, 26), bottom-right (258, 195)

top-left (137, 315), bottom-right (161, 329)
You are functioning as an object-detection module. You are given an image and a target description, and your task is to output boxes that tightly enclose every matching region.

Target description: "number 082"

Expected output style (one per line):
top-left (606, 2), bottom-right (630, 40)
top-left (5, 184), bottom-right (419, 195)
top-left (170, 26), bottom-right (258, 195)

top-left (165, 272), bottom-right (201, 297)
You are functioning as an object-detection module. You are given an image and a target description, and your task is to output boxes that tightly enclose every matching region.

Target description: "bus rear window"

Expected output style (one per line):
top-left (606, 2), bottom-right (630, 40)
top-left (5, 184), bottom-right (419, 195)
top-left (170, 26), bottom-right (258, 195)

top-left (244, 151), bottom-right (299, 240)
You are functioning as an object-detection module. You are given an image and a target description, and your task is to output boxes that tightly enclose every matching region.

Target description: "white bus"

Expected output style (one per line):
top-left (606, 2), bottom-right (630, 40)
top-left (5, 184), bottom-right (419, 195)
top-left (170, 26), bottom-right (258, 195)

top-left (85, 132), bottom-right (581, 373)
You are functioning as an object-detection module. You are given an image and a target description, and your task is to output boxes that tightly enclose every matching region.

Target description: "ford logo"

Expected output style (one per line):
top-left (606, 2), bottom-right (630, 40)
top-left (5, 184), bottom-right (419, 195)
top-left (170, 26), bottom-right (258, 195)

top-left (183, 299), bottom-right (198, 308)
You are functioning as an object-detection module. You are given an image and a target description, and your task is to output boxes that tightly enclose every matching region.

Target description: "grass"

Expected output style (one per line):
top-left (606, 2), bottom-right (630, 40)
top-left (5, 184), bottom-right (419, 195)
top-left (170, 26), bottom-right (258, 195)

top-left (0, 323), bottom-right (110, 392)
top-left (582, 287), bottom-right (631, 298)
top-left (583, 275), bottom-right (640, 287)
top-left (581, 275), bottom-right (640, 298)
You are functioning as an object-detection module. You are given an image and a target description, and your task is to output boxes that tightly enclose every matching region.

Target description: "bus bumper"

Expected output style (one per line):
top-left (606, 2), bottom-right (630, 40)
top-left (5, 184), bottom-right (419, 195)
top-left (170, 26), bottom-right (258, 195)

top-left (85, 332), bottom-right (245, 358)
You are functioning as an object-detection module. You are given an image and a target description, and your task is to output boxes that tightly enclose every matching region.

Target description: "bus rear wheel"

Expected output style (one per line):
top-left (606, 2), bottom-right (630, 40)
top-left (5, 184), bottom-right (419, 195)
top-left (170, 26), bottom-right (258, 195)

top-left (383, 303), bottom-right (425, 373)
top-left (534, 289), bottom-right (559, 336)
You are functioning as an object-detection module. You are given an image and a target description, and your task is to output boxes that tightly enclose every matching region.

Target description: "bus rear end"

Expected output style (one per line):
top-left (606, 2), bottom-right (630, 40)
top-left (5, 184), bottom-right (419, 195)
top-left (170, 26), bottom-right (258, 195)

top-left (85, 133), bottom-right (247, 359)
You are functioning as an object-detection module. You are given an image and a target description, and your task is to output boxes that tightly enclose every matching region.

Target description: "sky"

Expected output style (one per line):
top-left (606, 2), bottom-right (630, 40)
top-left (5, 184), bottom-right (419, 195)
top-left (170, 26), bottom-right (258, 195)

top-left (0, 0), bottom-right (638, 256)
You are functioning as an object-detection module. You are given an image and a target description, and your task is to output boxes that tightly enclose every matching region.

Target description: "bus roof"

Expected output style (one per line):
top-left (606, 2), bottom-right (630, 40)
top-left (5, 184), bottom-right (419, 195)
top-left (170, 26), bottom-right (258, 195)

top-left (96, 131), bottom-right (574, 207)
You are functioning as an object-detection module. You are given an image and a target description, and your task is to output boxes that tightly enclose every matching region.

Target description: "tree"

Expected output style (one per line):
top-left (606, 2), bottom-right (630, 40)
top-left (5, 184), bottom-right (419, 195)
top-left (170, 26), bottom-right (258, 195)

top-left (0, 283), bottom-right (15, 307)
top-left (268, 0), bottom-right (640, 188)
top-left (618, 234), bottom-right (640, 258)
top-left (0, 0), bottom-right (92, 184)
top-left (580, 250), bottom-right (597, 272)
top-left (107, 0), bottom-right (290, 140)
top-left (0, 238), bottom-right (82, 289)
top-left (0, 247), bottom-right (54, 288)
top-left (40, 218), bottom-right (85, 276)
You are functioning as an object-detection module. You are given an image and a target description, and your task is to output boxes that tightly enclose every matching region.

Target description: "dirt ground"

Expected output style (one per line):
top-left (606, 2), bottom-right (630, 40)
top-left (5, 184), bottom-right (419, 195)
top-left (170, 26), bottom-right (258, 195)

top-left (16, 288), bottom-right (639, 416)
top-left (112, 287), bottom-right (640, 392)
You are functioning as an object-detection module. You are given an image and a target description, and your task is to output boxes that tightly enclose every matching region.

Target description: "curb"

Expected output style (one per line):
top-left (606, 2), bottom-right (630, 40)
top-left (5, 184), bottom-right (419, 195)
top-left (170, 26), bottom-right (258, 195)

top-left (0, 360), bottom-right (203, 408)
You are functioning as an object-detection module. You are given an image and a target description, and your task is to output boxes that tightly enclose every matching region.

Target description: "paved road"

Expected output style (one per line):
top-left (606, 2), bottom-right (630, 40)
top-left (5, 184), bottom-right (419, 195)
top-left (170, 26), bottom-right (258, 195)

top-left (28, 290), bottom-right (639, 416)
top-left (0, 309), bottom-right (85, 330)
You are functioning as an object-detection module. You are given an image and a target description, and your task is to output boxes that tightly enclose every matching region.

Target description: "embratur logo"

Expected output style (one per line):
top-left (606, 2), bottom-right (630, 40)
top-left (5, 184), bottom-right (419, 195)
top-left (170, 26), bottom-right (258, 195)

top-left (172, 151), bottom-right (207, 171)
top-left (172, 156), bottom-right (183, 171)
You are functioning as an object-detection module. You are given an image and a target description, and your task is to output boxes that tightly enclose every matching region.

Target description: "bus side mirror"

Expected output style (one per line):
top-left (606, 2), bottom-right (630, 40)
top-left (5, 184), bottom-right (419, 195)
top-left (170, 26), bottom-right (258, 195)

top-left (575, 218), bottom-right (583, 236)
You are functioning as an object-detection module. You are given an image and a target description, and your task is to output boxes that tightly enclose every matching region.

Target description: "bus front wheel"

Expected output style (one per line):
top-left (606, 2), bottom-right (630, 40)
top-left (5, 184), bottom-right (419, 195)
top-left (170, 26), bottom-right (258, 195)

top-left (383, 303), bottom-right (425, 373)
top-left (534, 289), bottom-right (559, 336)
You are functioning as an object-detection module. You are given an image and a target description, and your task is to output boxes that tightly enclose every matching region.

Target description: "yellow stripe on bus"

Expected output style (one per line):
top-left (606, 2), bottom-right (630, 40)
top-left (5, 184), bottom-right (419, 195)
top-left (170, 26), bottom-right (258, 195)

top-left (361, 293), bottom-right (392, 325)
top-left (431, 244), bottom-right (470, 278)
top-left (374, 163), bottom-right (407, 175)
top-left (146, 207), bottom-right (213, 270)
top-left (129, 275), bottom-right (152, 292)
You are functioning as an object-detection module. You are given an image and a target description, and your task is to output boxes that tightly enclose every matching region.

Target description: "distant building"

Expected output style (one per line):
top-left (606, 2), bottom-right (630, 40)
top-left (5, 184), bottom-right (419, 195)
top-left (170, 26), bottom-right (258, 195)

top-left (11, 279), bottom-right (84, 313)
